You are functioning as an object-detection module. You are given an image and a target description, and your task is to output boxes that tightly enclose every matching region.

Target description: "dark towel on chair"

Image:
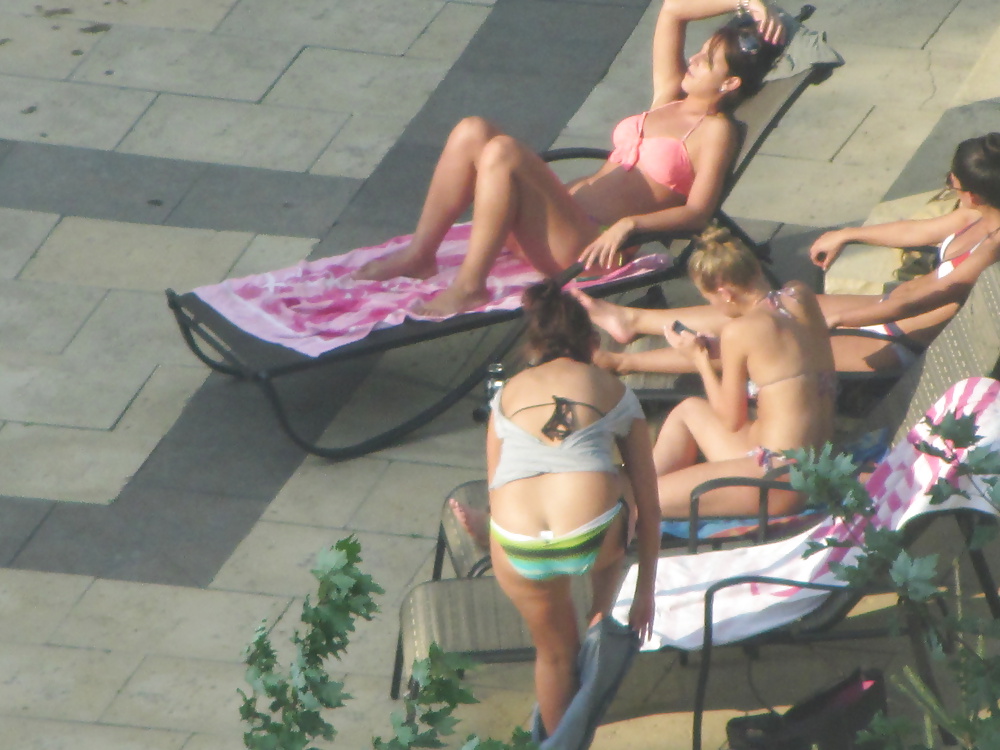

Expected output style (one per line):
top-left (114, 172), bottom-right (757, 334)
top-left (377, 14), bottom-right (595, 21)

top-left (529, 616), bottom-right (639, 750)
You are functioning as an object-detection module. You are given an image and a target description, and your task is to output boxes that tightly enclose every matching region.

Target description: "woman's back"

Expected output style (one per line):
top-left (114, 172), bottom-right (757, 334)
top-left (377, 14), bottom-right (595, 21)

top-left (742, 282), bottom-right (836, 450)
top-left (489, 358), bottom-right (631, 536)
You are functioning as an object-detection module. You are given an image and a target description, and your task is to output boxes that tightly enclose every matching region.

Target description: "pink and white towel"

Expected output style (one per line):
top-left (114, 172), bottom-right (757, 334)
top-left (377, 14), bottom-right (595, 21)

top-left (194, 223), bottom-right (672, 358)
top-left (613, 377), bottom-right (1000, 651)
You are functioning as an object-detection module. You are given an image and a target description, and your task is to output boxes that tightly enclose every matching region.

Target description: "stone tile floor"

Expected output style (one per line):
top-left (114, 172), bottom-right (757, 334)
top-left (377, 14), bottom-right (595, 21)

top-left (0, 0), bottom-right (998, 747)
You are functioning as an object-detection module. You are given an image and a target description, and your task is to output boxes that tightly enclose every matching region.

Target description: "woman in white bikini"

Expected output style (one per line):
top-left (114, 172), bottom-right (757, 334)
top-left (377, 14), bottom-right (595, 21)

top-left (651, 227), bottom-right (835, 517)
top-left (574, 133), bottom-right (1000, 374)
top-left (453, 280), bottom-right (660, 736)
top-left (355, 0), bottom-right (784, 316)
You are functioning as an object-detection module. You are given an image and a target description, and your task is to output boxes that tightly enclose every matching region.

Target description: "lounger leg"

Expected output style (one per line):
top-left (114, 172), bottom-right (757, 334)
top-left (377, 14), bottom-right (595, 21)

top-left (956, 514), bottom-right (1000, 620)
top-left (390, 631), bottom-right (405, 700)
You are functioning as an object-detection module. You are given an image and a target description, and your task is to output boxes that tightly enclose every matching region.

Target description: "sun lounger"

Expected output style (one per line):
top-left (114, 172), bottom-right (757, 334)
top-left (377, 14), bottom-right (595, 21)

top-left (165, 17), bottom-right (838, 461)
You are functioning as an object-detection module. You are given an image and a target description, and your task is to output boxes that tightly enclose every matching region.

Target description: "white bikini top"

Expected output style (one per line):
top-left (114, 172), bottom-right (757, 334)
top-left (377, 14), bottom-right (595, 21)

top-left (488, 385), bottom-right (644, 490)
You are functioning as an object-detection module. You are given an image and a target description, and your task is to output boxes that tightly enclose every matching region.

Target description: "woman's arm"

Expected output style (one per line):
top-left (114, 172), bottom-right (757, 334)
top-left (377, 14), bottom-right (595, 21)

top-left (485, 414), bottom-right (501, 487)
top-left (828, 245), bottom-right (999, 329)
top-left (653, 0), bottom-right (782, 105)
top-left (694, 320), bottom-right (751, 431)
top-left (617, 418), bottom-right (661, 643)
top-left (809, 208), bottom-right (977, 270)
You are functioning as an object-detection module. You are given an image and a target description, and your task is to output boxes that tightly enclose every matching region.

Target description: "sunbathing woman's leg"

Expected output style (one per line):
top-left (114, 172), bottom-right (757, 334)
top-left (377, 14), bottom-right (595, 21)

top-left (572, 290), bottom-right (729, 343)
top-left (357, 116), bottom-right (601, 315)
top-left (658, 456), bottom-right (803, 517)
top-left (356, 116), bottom-right (498, 281)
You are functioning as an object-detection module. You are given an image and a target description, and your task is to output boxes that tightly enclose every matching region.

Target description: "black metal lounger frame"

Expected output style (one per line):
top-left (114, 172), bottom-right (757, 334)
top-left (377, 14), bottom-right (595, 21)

top-left (166, 42), bottom-right (834, 461)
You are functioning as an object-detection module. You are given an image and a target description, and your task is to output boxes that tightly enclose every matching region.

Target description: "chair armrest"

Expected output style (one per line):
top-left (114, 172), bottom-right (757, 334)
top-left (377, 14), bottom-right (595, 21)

top-left (687, 475), bottom-right (797, 552)
top-left (540, 146), bottom-right (610, 163)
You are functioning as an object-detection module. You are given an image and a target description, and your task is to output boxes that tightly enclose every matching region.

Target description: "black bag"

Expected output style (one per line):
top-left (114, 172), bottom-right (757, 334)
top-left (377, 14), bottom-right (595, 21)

top-left (726, 668), bottom-right (886, 750)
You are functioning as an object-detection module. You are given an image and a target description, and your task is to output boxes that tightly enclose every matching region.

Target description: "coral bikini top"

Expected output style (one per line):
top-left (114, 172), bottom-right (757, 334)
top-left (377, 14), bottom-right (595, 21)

top-left (608, 102), bottom-right (704, 196)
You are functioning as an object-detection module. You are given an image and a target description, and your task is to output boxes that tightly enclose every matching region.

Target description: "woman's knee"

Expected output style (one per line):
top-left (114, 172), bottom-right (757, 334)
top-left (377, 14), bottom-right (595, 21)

top-left (478, 133), bottom-right (526, 173)
top-left (448, 116), bottom-right (500, 154)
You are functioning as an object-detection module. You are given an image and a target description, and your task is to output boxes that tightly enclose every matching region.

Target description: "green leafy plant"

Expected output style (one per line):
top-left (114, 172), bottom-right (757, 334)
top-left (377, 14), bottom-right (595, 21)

top-left (240, 535), bottom-right (536, 750)
top-left (788, 411), bottom-right (1000, 749)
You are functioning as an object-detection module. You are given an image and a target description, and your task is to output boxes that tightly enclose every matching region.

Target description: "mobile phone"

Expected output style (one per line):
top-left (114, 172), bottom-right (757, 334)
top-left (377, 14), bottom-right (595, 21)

top-left (671, 320), bottom-right (695, 335)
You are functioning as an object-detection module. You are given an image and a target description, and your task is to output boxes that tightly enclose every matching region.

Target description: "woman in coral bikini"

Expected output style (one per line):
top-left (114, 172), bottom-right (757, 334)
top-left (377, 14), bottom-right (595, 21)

top-left (355, 0), bottom-right (784, 316)
top-left (575, 133), bottom-right (1000, 374)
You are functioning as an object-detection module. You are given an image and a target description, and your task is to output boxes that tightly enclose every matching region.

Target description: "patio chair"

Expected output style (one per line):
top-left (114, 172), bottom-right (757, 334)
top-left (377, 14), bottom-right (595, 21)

top-left (165, 12), bottom-right (837, 462)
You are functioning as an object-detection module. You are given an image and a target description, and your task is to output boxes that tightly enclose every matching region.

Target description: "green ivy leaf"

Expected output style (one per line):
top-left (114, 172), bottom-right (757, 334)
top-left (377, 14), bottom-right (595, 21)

top-left (889, 552), bottom-right (940, 601)
top-left (927, 411), bottom-right (981, 449)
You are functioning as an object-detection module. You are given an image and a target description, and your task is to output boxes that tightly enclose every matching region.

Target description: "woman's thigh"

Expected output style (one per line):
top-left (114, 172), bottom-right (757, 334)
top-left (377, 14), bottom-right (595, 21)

top-left (658, 456), bottom-right (803, 517)
top-left (672, 398), bottom-right (756, 461)
top-left (492, 141), bottom-right (602, 273)
top-left (490, 537), bottom-right (581, 655)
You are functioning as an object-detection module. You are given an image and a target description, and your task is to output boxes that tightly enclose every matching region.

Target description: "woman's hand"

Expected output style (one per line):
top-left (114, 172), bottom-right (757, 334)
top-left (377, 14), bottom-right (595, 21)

top-left (664, 324), bottom-right (710, 363)
top-left (579, 218), bottom-right (636, 270)
top-left (748, 0), bottom-right (785, 45)
top-left (628, 587), bottom-right (656, 644)
top-left (809, 229), bottom-right (849, 270)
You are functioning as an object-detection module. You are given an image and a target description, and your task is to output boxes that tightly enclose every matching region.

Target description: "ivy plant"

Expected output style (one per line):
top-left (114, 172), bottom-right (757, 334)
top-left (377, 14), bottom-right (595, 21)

top-left (787, 411), bottom-right (1000, 749)
top-left (240, 534), bottom-right (536, 750)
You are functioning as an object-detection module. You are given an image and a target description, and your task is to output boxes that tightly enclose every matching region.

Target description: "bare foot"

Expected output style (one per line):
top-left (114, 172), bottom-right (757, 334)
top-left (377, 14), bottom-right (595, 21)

top-left (354, 248), bottom-right (438, 281)
top-left (569, 289), bottom-right (636, 344)
top-left (412, 285), bottom-right (490, 317)
top-left (592, 348), bottom-right (630, 374)
top-left (448, 498), bottom-right (490, 549)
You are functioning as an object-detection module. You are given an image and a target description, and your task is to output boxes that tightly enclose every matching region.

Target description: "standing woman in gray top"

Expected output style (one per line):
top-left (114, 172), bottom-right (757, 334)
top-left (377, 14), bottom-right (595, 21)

top-left (453, 280), bottom-right (660, 736)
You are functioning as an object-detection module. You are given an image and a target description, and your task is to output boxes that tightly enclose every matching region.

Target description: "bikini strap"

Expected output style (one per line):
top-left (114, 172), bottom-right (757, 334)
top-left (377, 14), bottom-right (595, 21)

top-left (681, 111), bottom-right (707, 141)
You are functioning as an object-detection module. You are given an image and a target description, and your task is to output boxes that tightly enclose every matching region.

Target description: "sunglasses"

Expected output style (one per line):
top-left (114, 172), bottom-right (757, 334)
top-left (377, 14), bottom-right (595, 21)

top-left (731, 15), bottom-right (762, 57)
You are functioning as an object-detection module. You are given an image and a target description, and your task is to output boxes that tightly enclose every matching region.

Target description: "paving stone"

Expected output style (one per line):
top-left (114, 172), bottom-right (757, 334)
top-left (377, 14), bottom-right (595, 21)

top-left (0, 12), bottom-right (108, 80)
top-left (101, 655), bottom-right (247, 734)
top-left (180, 734), bottom-right (246, 750)
top-left (0, 207), bottom-right (58, 280)
top-left (9, 484), bottom-right (269, 586)
top-left (0, 569), bottom-right (90, 645)
top-left (211, 523), bottom-right (431, 604)
top-left (0, 142), bottom-right (205, 224)
top-left (835, 106), bottom-right (945, 175)
top-left (0, 642), bottom-right (142, 722)
top-left (218, 0), bottom-right (445, 56)
top-left (406, 1), bottom-right (492, 61)
top-left (72, 26), bottom-right (299, 102)
top-left (265, 47), bottom-right (450, 116)
top-left (0, 279), bottom-right (104, 354)
top-left (813, 0), bottom-right (963, 50)
top-left (0, 352), bottom-right (153, 429)
top-left (63, 291), bottom-right (203, 367)
top-left (49, 579), bottom-right (289, 661)
top-left (165, 164), bottom-right (359, 237)
top-left (0, 74), bottom-right (154, 149)
top-left (724, 154), bottom-right (897, 228)
top-left (309, 110), bottom-right (414, 179)
top-left (118, 94), bottom-right (347, 171)
top-left (755, 90), bottom-right (872, 163)
top-left (2, 0), bottom-right (239, 32)
top-left (0, 497), bottom-right (53, 567)
top-left (21, 217), bottom-right (252, 292)
top-left (0, 717), bottom-right (187, 750)
top-left (263, 455), bottom-right (389, 528)
top-left (347, 459), bottom-right (480, 538)
top-left (0, 422), bottom-right (158, 503)
top-left (950, 24), bottom-right (1000, 107)
top-left (228, 234), bottom-right (316, 278)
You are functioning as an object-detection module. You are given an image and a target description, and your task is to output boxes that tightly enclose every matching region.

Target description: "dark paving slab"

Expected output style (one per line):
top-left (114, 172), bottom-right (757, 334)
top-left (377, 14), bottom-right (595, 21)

top-left (166, 164), bottom-right (362, 237)
top-left (0, 139), bottom-right (16, 167)
top-left (885, 98), bottom-right (1000, 202)
top-left (0, 142), bottom-right (206, 224)
top-left (0, 497), bottom-right (54, 566)
top-left (10, 0), bottom-right (655, 588)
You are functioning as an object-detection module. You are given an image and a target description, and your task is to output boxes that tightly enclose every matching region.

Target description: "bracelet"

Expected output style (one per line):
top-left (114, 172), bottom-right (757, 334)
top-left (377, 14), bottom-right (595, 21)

top-left (736, 0), bottom-right (751, 18)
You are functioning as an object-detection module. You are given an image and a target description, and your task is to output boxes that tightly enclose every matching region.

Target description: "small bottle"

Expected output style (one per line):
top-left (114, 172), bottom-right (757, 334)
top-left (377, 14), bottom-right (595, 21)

top-left (485, 362), bottom-right (506, 402)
